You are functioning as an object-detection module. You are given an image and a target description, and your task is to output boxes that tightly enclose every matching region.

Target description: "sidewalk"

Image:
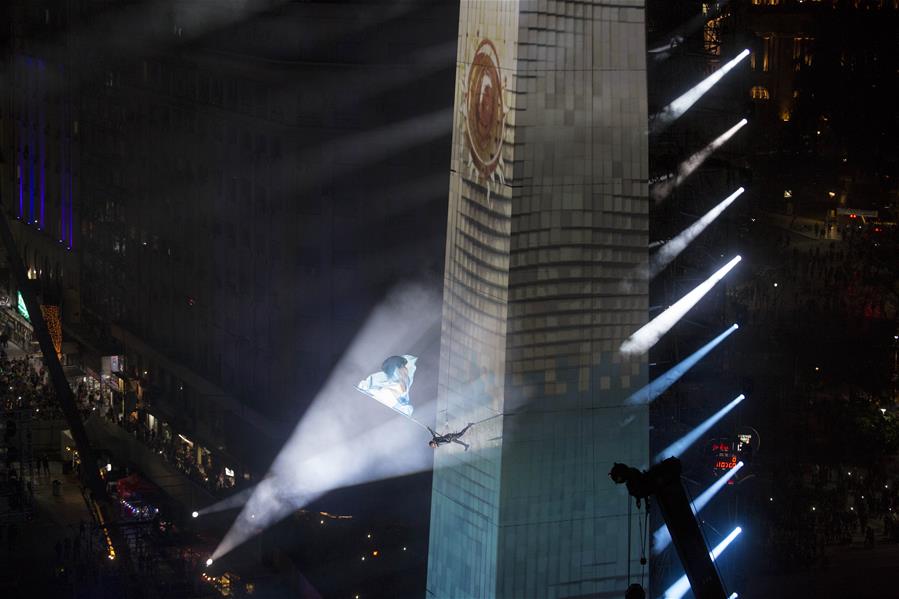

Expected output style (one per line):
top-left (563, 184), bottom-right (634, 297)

top-left (0, 460), bottom-right (95, 597)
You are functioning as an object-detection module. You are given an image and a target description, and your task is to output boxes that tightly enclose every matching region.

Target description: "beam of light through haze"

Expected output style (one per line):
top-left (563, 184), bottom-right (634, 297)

top-left (651, 50), bottom-right (750, 134)
top-left (650, 188), bottom-right (745, 277)
top-left (620, 256), bottom-right (742, 355)
top-left (212, 284), bottom-right (443, 560)
top-left (662, 526), bottom-right (743, 599)
top-left (655, 394), bottom-right (745, 463)
top-left (626, 323), bottom-right (739, 405)
top-left (652, 121), bottom-right (748, 201)
top-left (197, 486), bottom-right (256, 517)
top-left (653, 461), bottom-right (744, 554)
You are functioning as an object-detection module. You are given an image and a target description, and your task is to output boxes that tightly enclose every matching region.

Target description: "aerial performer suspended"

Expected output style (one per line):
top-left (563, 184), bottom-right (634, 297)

top-left (427, 423), bottom-right (474, 451)
top-left (355, 355), bottom-right (478, 450)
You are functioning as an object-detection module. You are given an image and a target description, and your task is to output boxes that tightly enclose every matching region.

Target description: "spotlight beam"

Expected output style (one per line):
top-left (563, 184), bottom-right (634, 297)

top-left (662, 526), bottom-right (743, 599)
top-left (212, 284), bottom-right (444, 561)
top-left (626, 324), bottom-right (739, 405)
top-left (297, 109), bottom-right (452, 190)
top-left (196, 486), bottom-right (257, 517)
top-left (651, 49), bottom-right (750, 133)
top-left (650, 188), bottom-right (745, 277)
top-left (653, 461), bottom-right (744, 554)
top-left (653, 121), bottom-right (748, 202)
top-left (656, 394), bottom-right (745, 463)
top-left (620, 256), bottom-right (742, 355)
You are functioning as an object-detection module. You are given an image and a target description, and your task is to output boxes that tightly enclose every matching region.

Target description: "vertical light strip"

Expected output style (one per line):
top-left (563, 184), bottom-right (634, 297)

top-left (68, 139), bottom-right (74, 249)
top-left (60, 82), bottom-right (65, 243)
top-left (18, 56), bottom-right (24, 219)
top-left (18, 82), bottom-right (24, 220)
top-left (39, 60), bottom-right (46, 230)
top-left (28, 58), bottom-right (36, 224)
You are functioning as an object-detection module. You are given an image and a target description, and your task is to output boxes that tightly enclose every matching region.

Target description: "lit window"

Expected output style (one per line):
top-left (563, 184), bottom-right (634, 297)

top-left (750, 86), bottom-right (770, 100)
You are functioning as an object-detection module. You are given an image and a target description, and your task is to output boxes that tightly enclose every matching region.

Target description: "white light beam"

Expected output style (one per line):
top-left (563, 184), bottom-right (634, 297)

top-left (653, 461), bottom-right (744, 554)
top-left (620, 256), bottom-right (742, 355)
top-left (656, 394), bottom-right (745, 463)
top-left (662, 526), bottom-right (743, 599)
top-left (627, 324), bottom-right (739, 405)
top-left (653, 121), bottom-right (748, 201)
top-left (650, 188), bottom-right (745, 277)
top-left (652, 50), bottom-right (751, 133)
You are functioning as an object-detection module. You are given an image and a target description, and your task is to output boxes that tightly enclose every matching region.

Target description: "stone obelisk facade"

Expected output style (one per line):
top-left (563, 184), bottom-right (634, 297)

top-left (428, 2), bottom-right (649, 597)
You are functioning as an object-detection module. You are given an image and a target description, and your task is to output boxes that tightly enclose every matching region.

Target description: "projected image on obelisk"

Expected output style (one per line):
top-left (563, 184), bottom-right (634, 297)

top-left (428, 2), bottom-right (650, 598)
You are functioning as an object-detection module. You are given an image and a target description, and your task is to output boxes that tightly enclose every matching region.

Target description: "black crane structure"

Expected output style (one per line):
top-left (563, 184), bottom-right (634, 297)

top-left (610, 458), bottom-right (729, 599)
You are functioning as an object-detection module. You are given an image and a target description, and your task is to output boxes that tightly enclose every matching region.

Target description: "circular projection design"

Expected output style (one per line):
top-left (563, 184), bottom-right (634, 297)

top-left (463, 39), bottom-right (506, 187)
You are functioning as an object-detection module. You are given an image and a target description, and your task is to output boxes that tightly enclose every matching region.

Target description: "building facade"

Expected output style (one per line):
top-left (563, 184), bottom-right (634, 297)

top-left (428, 1), bottom-right (650, 597)
top-left (4, 0), bottom-right (457, 482)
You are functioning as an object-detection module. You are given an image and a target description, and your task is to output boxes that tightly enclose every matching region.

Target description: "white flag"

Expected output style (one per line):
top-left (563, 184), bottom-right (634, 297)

top-left (356, 355), bottom-right (417, 417)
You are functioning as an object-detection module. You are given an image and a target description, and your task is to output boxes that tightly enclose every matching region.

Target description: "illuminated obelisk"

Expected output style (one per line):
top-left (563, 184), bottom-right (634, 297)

top-left (427, 1), bottom-right (649, 598)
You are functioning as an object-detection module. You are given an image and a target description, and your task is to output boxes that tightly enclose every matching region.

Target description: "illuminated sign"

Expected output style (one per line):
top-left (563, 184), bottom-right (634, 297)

top-left (708, 437), bottom-right (739, 474)
top-left (16, 290), bottom-right (30, 321)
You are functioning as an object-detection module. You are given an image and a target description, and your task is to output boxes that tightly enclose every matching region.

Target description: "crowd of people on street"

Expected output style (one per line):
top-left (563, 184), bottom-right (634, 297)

top-left (0, 341), bottom-right (238, 499)
top-left (0, 343), bottom-right (217, 596)
top-left (726, 218), bottom-right (898, 576)
top-left (730, 227), bottom-right (895, 330)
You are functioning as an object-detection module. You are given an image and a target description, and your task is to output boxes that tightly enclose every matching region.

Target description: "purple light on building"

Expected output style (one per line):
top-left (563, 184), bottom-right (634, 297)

top-left (39, 60), bottom-right (46, 229)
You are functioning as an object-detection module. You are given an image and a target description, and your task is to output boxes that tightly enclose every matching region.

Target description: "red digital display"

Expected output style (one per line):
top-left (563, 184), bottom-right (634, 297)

top-left (714, 456), bottom-right (739, 470)
top-left (709, 436), bottom-right (740, 475)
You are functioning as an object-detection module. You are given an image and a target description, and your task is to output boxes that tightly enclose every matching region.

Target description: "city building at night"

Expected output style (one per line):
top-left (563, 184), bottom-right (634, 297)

top-left (2, 0), bottom-right (456, 485)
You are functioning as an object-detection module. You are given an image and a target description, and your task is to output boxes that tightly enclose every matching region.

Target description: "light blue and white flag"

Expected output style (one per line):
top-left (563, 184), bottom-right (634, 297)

top-left (356, 355), bottom-right (417, 417)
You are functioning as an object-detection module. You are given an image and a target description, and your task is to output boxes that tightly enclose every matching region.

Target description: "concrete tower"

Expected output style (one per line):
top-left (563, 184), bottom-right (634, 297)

top-left (427, 1), bottom-right (649, 597)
